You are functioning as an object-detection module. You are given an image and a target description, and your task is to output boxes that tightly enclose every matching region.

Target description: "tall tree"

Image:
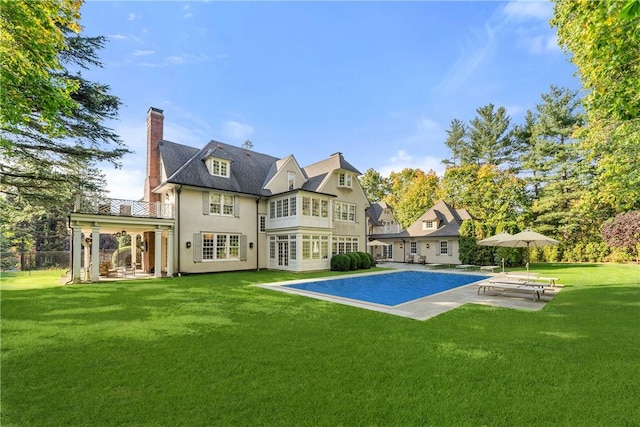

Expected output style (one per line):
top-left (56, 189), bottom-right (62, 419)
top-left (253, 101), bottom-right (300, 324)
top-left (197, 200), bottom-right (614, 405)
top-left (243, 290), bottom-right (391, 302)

top-left (467, 104), bottom-right (512, 166)
top-left (392, 170), bottom-right (439, 228)
top-left (552, 0), bottom-right (640, 211)
top-left (442, 119), bottom-right (468, 166)
top-left (359, 168), bottom-right (389, 203)
top-left (528, 87), bottom-right (585, 242)
top-left (0, 0), bottom-right (83, 138)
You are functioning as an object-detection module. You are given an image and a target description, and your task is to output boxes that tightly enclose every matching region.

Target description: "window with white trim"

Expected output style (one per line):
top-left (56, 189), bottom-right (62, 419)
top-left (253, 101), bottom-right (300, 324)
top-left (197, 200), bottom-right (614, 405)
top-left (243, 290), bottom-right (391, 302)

top-left (338, 172), bottom-right (353, 188)
top-left (259, 215), bottom-right (266, 233)
top-left (201, 233), bottom-right (240, 261)
top-left (301, 196), bottom-right (329, 218)
top-left (208, 192), bottom-right (235, 216)
top-left (332, 236), bottom-right (359, 255)
top-left (270, 197), bottom-right (297, 219)
top-left (423, 220), bottom-right (437, 230)
top-left (288, 172), bottom-right (295, 190)
top-left (209, 158), bottom-right (230, 177)
top-left (410, 241), bottom-right (417, 254)
top-left (439, 241), bottom-right (449, 255)
top-left (302, 235), bottom-right (329, 260)
top-left (334, 201), bottom-right (356, 222)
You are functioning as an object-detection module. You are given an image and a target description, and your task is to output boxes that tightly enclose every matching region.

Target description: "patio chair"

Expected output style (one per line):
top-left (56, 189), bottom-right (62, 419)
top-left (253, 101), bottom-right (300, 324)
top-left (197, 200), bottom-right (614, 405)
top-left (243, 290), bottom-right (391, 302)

top-left (407, 255), bottom-right (415, 264)
top-left (418, 255), bottom-right (427, 264)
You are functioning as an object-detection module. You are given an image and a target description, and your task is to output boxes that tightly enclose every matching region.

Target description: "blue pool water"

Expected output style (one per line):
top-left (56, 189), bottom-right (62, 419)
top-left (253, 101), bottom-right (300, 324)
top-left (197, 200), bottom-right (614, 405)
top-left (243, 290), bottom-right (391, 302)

top-left (285, 271), bottom-right (488, 306)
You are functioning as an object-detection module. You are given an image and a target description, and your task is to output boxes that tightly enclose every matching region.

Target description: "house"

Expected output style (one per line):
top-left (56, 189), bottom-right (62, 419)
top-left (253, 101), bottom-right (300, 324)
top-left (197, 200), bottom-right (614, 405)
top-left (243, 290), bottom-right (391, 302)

top-left (68, 107), bottom-right (369, 281)
top-left (368, 200), bottom-right (472, 264)
top-left (365, 201), bottom-right (401, 260)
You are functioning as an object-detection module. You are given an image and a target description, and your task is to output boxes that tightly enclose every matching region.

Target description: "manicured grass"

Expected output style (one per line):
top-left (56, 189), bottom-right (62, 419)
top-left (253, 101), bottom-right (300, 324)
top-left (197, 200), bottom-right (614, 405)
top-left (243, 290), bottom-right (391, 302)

top-left (2, 264), bottom-right (639, 426)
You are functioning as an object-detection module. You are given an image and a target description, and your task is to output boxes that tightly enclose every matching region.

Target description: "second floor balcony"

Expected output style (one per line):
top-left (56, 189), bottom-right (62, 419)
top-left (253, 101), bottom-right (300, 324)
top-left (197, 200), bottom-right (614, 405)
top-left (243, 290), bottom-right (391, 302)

top-left (74, 196), bottom-right (174, 219)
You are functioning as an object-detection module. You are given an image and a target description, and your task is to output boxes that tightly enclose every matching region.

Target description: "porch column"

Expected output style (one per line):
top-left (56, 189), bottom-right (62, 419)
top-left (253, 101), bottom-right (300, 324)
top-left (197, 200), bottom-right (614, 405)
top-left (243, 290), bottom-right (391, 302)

top-left (154, 228), bottom-right (162, 278)
top-left (72, 227), bottom-right (82, 283)
top-left (91, 227), bottom-right (100, 282)
top-left (166, 229), bottom-right (174, 277)
top-left (131, 233), bottom-right (138, 269)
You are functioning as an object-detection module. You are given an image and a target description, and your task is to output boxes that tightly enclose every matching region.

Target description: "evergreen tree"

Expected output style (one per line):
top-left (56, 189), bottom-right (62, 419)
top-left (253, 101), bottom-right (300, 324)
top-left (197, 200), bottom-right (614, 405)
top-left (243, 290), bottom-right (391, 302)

top-left (467, 104), bottom-right (512, 166)
top-left (442, 119), bottom-right (468, 166)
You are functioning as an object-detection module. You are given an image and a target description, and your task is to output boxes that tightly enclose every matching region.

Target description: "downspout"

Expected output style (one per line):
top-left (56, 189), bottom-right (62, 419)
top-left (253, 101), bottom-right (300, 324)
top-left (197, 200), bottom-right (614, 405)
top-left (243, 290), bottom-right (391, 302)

top-left (66, 215), bottom-right (74, 284)
top-left (402, 239), bottom-right (406, 263)
top-left (176, 186), bottom-right (182, 275)
top-left (256, 198), bottom-right (260, 271)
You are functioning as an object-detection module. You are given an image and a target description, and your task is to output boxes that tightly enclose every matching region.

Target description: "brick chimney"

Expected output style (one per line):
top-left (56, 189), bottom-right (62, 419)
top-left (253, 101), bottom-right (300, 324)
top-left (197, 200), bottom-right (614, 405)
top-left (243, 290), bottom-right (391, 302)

top-left (144, 107), bottom-right (163, 203)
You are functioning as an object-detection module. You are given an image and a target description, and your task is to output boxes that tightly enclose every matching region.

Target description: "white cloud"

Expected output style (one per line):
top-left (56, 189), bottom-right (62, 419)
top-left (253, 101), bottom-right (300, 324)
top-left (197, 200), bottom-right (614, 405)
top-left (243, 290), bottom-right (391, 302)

top-left (132, 50), bottom-right (154, 57)
top-left (103, 168), bottom-right (145, 201)
top-left (128, 12), bottom-right (139, 21)
top-left (502, 1), bottom-right (553, 21)
top-left (222, 121), bottom-right (255, 142)
top-left (378, 150), bottom-right (445, 178)
top-left (109, 34), bottom-right (127, 41)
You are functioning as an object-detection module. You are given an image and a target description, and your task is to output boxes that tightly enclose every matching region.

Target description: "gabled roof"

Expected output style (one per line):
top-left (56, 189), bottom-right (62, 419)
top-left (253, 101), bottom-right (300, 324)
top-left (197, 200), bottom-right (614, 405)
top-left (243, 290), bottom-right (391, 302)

top-left (161, 140), bottom-right (279, 196)
top-left (303, 152), bottom-right (362, 178)
top-left (366, 201), bottom-right (394, 226)
top-left (159, 140), bottom-right (200, 178)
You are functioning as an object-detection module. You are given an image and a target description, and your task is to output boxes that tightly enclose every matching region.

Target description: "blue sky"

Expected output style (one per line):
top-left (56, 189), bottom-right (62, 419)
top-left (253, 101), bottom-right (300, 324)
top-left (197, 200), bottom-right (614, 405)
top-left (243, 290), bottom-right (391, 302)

top-left (79, 1), bottom-right (580, 200)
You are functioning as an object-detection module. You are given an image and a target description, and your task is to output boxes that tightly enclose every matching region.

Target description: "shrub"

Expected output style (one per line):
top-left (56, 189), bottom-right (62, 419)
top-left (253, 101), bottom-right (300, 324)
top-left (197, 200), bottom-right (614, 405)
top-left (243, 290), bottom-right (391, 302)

top-left (367, 252), bottom-right (376, 267)
top-left (330, 254), bottom-right (351, 271)
top-left (346, 252), bottom-right (359, 270)
top-left (356, 252), bottom-right (371, 269)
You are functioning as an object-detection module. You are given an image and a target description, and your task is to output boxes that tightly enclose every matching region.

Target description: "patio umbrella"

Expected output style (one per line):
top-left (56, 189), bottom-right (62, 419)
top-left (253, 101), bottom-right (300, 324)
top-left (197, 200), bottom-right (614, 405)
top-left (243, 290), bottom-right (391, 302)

top-left (367, 240), bottom-right (390, 247)
top-left (477, 232), bottom-right (513, 246)
top-left (490, 229), bottom-right (559, 276)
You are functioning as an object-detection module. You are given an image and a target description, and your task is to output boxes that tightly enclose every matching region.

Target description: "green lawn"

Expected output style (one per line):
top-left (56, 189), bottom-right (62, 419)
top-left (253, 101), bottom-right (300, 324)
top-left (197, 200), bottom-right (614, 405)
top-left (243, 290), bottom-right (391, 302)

top-left (2, 264), bottom-right (639, 426)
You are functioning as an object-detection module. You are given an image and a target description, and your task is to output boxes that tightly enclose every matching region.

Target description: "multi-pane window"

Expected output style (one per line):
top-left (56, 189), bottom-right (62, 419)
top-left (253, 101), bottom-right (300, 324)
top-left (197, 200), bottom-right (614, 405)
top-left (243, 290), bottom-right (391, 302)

top-left (332, 236), bottom-right (359, 255)
top-left (334, 201), bottom-right (356, 222)
top-left (303, 235), bottom-right (329, 259)
top-left (288, 172), bottom-right (295, 190)
top-left (270, 197), bottom-right (297, 219)
top-left (210, 159), bottom-right (230, 177)
top-left (202, 234), bottom-right (215, 260)
top-left (440, 241), bottom-right (449, 255)
top-left (201, 233), bottom-right (240, 261)
top-left (259, 215), bottom-right (266, 233)
top-left (338, 172), bottom-right (352, 187)
top-left (423, 221), bottom-right (436, 230)
top-left (209, 192), bottom-right (235, 216)
top-left (301, 196), bottom-right (328, 218)
top-left (410, 241), bottom-right (417, 254)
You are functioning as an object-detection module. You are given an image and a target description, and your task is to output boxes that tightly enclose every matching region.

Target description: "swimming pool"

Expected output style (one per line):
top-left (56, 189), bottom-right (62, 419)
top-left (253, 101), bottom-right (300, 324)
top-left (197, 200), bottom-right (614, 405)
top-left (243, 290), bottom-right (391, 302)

top-left (284, 271), bottom-right (488, 306)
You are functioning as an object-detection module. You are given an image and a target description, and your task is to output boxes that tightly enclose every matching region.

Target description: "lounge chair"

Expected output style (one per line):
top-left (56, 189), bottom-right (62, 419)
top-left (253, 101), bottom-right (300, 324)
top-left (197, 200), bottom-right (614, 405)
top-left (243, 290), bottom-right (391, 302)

top-left (418, 255), bottom-right (427, 264)
top-left (407, 255), bottom-right (415, 264)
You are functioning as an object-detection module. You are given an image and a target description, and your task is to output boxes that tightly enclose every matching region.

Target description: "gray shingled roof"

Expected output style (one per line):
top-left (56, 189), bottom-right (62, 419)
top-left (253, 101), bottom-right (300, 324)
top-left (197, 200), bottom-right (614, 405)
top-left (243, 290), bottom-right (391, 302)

top-left (303, 152), bottom-right (362, 178)
top-left (366, 202), bottom-right (384, 226)
top-left (161, 140), bottom-right (279, 196)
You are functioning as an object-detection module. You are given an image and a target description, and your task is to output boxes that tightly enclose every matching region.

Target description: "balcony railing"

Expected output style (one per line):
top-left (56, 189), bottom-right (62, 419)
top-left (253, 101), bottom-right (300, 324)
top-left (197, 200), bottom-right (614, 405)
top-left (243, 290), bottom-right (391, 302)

top-left (74, 197), bottom-right (174, 219)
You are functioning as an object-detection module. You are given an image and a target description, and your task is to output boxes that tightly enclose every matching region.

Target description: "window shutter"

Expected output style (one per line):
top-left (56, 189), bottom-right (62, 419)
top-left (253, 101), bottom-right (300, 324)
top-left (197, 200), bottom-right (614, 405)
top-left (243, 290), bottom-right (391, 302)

top-left (234, 197), bottom-right (240, 218)
top-left (448, 241), bottom-right (453, 256)
top-left (193, 233), bottom-right (202, 262)
top-left (436, 242), bottom-right (441, 256)
top-left (202, 192), bottom-right (209, 215)
top-left (240, 235), bottom-right (247, 261)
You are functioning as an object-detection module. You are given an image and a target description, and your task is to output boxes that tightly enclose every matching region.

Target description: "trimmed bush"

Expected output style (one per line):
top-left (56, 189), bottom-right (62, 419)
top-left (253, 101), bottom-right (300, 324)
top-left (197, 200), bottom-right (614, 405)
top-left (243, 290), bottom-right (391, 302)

top-left (367, 252), bottom-right (376, 267)
top-left (330, 254), bottom-right (351, 271)
top-left (357, 252), bottom-right (371, 269)
top-left (346, 252), bottom-right (359, 270)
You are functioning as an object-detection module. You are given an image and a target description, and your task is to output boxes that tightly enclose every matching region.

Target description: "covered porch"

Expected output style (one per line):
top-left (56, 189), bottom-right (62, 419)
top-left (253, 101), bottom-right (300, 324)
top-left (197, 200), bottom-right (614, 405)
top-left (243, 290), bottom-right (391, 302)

top-left (68, 197), bottom-right (175, 283)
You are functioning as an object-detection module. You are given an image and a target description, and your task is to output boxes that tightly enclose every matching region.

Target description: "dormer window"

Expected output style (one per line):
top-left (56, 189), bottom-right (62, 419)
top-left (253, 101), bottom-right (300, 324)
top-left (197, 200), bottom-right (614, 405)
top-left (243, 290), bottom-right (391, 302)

top-left (209, 158), bottom-right (230, 177)
top-left (338, 172), bottom-right (353, 188)
top-left (423, 220), bottom-right (437, 230)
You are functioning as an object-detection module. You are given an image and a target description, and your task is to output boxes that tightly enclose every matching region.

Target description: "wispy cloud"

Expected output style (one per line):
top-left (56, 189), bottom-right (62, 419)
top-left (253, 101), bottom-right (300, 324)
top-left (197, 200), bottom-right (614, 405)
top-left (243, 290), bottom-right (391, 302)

top-left (109, 34), bottom-right (127, 41)
top-left (502, 1), bottom-right (553, 22)
top-left (132, 50), bottom-right (154, 57)
top-left (222, 121), bottom-right (255, 142)
top-left (378, 150), bottom-right (445, 177)
top-left (184, 4), bottom-right (193, 19)
top-left (436, 23), bottom-right (498, 93)
top-left (137, 53), bottom-right (210, 68)
top-left (128, 12), bottom-right (139, 21)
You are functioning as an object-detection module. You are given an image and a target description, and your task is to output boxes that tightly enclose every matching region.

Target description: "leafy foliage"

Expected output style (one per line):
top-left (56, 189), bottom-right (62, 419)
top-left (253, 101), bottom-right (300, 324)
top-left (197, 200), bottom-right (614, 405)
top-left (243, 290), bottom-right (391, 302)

top-left (601, 211), bottom-right (640, 261)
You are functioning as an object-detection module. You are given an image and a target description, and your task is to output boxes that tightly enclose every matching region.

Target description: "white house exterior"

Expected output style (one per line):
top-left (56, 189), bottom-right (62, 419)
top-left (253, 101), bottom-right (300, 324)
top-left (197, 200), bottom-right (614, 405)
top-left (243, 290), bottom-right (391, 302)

top-left (369, 200), bottom-right (472, 265)
top-left (68, 107), bottom-right (369, 281)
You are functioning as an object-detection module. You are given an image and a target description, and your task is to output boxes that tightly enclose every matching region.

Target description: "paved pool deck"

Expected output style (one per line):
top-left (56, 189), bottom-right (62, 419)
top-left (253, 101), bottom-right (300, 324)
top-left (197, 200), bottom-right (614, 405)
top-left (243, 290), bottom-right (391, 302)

top-left (257, 262), bottom-right (560, 321)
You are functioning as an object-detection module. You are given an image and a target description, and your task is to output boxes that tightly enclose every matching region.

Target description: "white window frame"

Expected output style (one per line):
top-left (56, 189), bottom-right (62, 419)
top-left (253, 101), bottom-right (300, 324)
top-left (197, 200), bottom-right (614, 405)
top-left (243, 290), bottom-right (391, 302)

top-left (439, 241), bottom-right (449, 255)
top-left (209, 158), bottom-right (230, 178)
top-left (410, 241), bottom-right (417, 255)
top-left (338, 172), bottom-right (353, 188)
top-left (334, 201), bottom-right (356, 222)
top-left (202, 233), bottom-right (240, 261)
top-left (288, 172), bottom-right (295, 190)
top-left (209, 192), bottom-right (235, 216)
top-left (259, 215), bottom-right (266, 233)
